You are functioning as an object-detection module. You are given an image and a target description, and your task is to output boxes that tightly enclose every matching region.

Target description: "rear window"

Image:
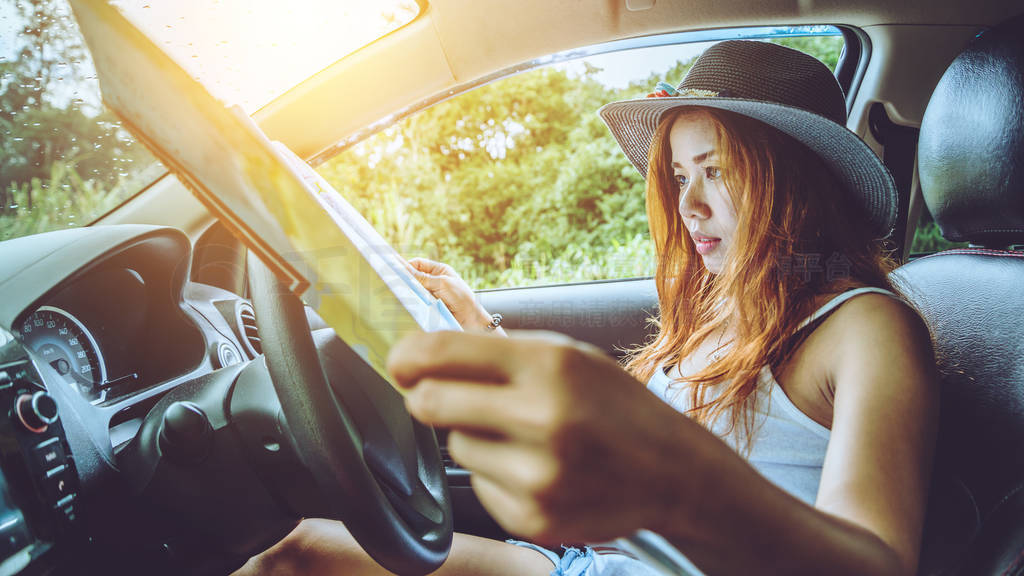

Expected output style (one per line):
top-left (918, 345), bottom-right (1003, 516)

top-left (910, 209), bottom-right (967, 255)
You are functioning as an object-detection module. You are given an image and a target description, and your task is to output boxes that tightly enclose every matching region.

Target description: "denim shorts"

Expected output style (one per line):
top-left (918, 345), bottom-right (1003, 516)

top-left (507, 540), bottom-right (665, 576)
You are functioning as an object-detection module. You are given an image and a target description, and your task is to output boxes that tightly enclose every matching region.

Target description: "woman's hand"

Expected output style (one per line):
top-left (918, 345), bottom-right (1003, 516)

top-left (386, 329), bottom-right (711, 545)
top-left (407, 257), bottom-right (500, 333)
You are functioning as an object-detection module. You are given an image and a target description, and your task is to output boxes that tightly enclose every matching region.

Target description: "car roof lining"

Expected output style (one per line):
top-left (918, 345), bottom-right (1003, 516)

top-left (254, 0), bottom-right (1021, 161)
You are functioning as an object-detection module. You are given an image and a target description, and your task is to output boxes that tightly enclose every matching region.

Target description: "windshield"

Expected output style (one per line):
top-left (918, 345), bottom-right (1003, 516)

top-left (0, 0), bottom-right (419, 242)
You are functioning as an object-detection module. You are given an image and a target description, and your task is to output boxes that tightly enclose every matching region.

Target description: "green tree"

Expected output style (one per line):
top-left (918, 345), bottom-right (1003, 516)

top-left (0, 0), bottom-right (159, 240)
top-left (909, 212), bottom-right (967, 254)
top-left (770, 35), bottom-right (844, 71)
top-left (320, 61), bottom-right (656, 288)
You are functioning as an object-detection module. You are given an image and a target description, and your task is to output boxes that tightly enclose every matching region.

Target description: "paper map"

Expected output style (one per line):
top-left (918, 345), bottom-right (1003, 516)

top-left (68, 0), bottom-right (461, 387)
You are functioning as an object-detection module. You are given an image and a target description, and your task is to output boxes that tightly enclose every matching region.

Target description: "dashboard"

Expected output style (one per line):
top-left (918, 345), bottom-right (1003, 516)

top-left (0, 225), bottom-right (262, 574)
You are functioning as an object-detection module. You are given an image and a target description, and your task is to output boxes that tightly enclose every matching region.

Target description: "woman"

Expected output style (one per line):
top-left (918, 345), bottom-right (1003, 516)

top-left (237, 40), bottom-right (937, 576)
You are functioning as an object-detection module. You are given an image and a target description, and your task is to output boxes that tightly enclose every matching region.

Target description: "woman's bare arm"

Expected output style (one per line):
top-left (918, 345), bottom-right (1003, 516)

top-left (816, 295), bottom-right (939, 574)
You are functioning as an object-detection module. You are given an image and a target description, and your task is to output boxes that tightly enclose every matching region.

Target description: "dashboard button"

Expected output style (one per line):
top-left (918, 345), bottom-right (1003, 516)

top-left (33, 437), bottom-right (66, 471)
top-left (45, 464), bottom-right (67, 479)
top-left (44, 467), bottom-right (75, 504)
top-left (55, 502), bottom-right (78, 531)
top-left (55, 494), bottom-right (75, 509)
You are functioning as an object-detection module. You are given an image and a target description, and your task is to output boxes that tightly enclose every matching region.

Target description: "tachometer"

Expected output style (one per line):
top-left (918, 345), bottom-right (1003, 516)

top-left (17, 306), bottom-right (108, 404)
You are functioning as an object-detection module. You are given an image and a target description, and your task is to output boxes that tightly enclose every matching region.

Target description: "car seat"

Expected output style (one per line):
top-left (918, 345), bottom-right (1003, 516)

top-left (891, 13), bottom-right (1024, 576)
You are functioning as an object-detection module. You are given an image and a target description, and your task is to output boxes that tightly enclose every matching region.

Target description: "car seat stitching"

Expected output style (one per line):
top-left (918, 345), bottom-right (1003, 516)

top-left (915, 249), bottom-right (1024, 262)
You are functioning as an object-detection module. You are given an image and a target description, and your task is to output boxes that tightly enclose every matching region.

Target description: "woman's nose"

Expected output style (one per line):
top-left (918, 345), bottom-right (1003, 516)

top-left (679, 179), bottom-right (711, 221)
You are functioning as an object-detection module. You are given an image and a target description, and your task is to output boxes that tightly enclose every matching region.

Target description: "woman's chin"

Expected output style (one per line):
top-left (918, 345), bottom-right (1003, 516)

top-left (700, 255), bottom-right (725, 275)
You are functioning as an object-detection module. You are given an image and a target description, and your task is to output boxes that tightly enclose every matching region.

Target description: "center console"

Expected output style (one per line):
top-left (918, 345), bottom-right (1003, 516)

top-left (0, 334), bottom-right (83, 575)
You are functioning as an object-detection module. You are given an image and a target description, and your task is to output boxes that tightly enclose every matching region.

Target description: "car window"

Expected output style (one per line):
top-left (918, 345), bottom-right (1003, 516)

top-left (318, 28), bottom-right (847, 290)
top-left (1, 0), bottom-right (164, 242)
top-left (909, 208), bottom-right (967, 255)
top-left (0, 0), bottom-right (419, 242)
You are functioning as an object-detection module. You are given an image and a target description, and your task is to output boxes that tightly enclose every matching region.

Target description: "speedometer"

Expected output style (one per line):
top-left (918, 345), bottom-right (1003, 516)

top-left (17, 306), bottom-right (108, 404)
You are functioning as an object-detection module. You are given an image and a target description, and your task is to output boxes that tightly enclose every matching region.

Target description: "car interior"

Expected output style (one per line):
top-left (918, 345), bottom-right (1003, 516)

top-left (0, 0), bottom-right (1022, 574)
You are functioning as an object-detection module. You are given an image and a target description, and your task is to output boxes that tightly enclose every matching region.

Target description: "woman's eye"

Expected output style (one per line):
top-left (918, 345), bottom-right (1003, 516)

top-left (674, 174), bottom-right (689, 188)
top-left (705, 166), bottom-right (721, 180)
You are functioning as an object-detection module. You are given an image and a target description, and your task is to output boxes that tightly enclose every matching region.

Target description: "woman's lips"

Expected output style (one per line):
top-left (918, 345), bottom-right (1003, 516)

top-left (692, 234), bottom-right (721, 255)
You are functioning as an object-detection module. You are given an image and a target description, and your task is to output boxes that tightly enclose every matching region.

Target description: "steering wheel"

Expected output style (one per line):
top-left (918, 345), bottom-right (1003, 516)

top-left (247, 256), bottom-right (453, 575)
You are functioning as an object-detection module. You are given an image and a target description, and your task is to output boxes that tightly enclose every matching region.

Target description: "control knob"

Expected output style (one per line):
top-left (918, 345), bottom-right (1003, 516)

top-left (15, 391), bottom-right (59, 434)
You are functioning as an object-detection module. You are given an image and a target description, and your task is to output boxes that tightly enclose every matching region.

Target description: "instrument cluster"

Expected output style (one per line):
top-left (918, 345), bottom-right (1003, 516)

top-left (13, 261), bottom-right (186, 406)
top-left (17, 306), bottom-right (109, 404)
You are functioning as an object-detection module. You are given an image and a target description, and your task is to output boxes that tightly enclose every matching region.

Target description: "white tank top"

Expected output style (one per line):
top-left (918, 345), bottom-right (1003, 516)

top-left (645, 287), bottom-right (899, 505)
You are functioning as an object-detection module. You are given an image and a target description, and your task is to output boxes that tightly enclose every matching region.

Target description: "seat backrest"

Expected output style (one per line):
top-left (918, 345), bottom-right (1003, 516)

top-left (891, 13), bottom-right (1024, 576)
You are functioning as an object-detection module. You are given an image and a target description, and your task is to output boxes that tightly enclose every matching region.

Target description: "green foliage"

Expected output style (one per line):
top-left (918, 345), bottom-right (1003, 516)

top-left (320, 36), bottom-right (847, 289)
top-left (770, 35), bottom-right (844, 71)
top-left (910, 219), bottom-right (967, 255)
top-left (319, 62), bottom-right (655, 289)
top-left (0, 0), bottom-right (160, 240)
top-left (0, 160), bottom-right (162, 241)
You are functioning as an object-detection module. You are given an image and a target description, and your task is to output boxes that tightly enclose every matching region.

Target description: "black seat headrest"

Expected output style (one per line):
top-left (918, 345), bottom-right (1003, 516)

top-left (918, 14), bottom-right (1024, 248)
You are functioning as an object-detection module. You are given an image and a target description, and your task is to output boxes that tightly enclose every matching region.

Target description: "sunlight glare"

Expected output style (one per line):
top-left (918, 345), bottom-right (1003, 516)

top-left (111, 0), bottom-right (419, 112)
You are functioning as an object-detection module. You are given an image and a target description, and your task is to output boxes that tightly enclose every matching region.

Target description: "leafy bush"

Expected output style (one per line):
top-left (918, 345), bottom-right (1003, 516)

top-left (318, 62), bottom-right (654, 289)
top-left (0, 161), bottom-right (160, 241)
top-left (1, 0), bottom-right (161, 241)
top-left (910, 220), bottom-right (967, 254)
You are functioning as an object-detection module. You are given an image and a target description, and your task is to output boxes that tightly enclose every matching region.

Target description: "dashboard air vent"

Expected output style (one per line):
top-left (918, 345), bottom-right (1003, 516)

top-left (236, 301), bottom-right (262, 358)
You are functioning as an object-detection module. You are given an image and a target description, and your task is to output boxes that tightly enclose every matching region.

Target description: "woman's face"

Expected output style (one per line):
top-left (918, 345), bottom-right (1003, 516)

top-left (669, 112), bottom-right (738, 275)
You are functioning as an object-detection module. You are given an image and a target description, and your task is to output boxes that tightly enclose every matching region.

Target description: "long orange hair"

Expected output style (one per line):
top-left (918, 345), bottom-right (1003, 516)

top-left (624, 107), bottom-right (896, 447)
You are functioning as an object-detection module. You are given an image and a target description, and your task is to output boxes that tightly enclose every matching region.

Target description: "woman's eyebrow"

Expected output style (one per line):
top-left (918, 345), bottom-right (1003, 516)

top-left (671, 149), bottom-right (717, 169)
top-left (692, 150), bottom-right (716, 163)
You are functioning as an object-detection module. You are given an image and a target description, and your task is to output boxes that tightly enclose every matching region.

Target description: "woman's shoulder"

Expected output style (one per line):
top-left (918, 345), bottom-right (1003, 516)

top-left (771, 287), bottom-right (937, 433)
top-left (773, 288), bottom-right (931, 423)
top-left (820, 289), bottom-right (927, 338)
top-left (812, 288), bottom-right (936, 393)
